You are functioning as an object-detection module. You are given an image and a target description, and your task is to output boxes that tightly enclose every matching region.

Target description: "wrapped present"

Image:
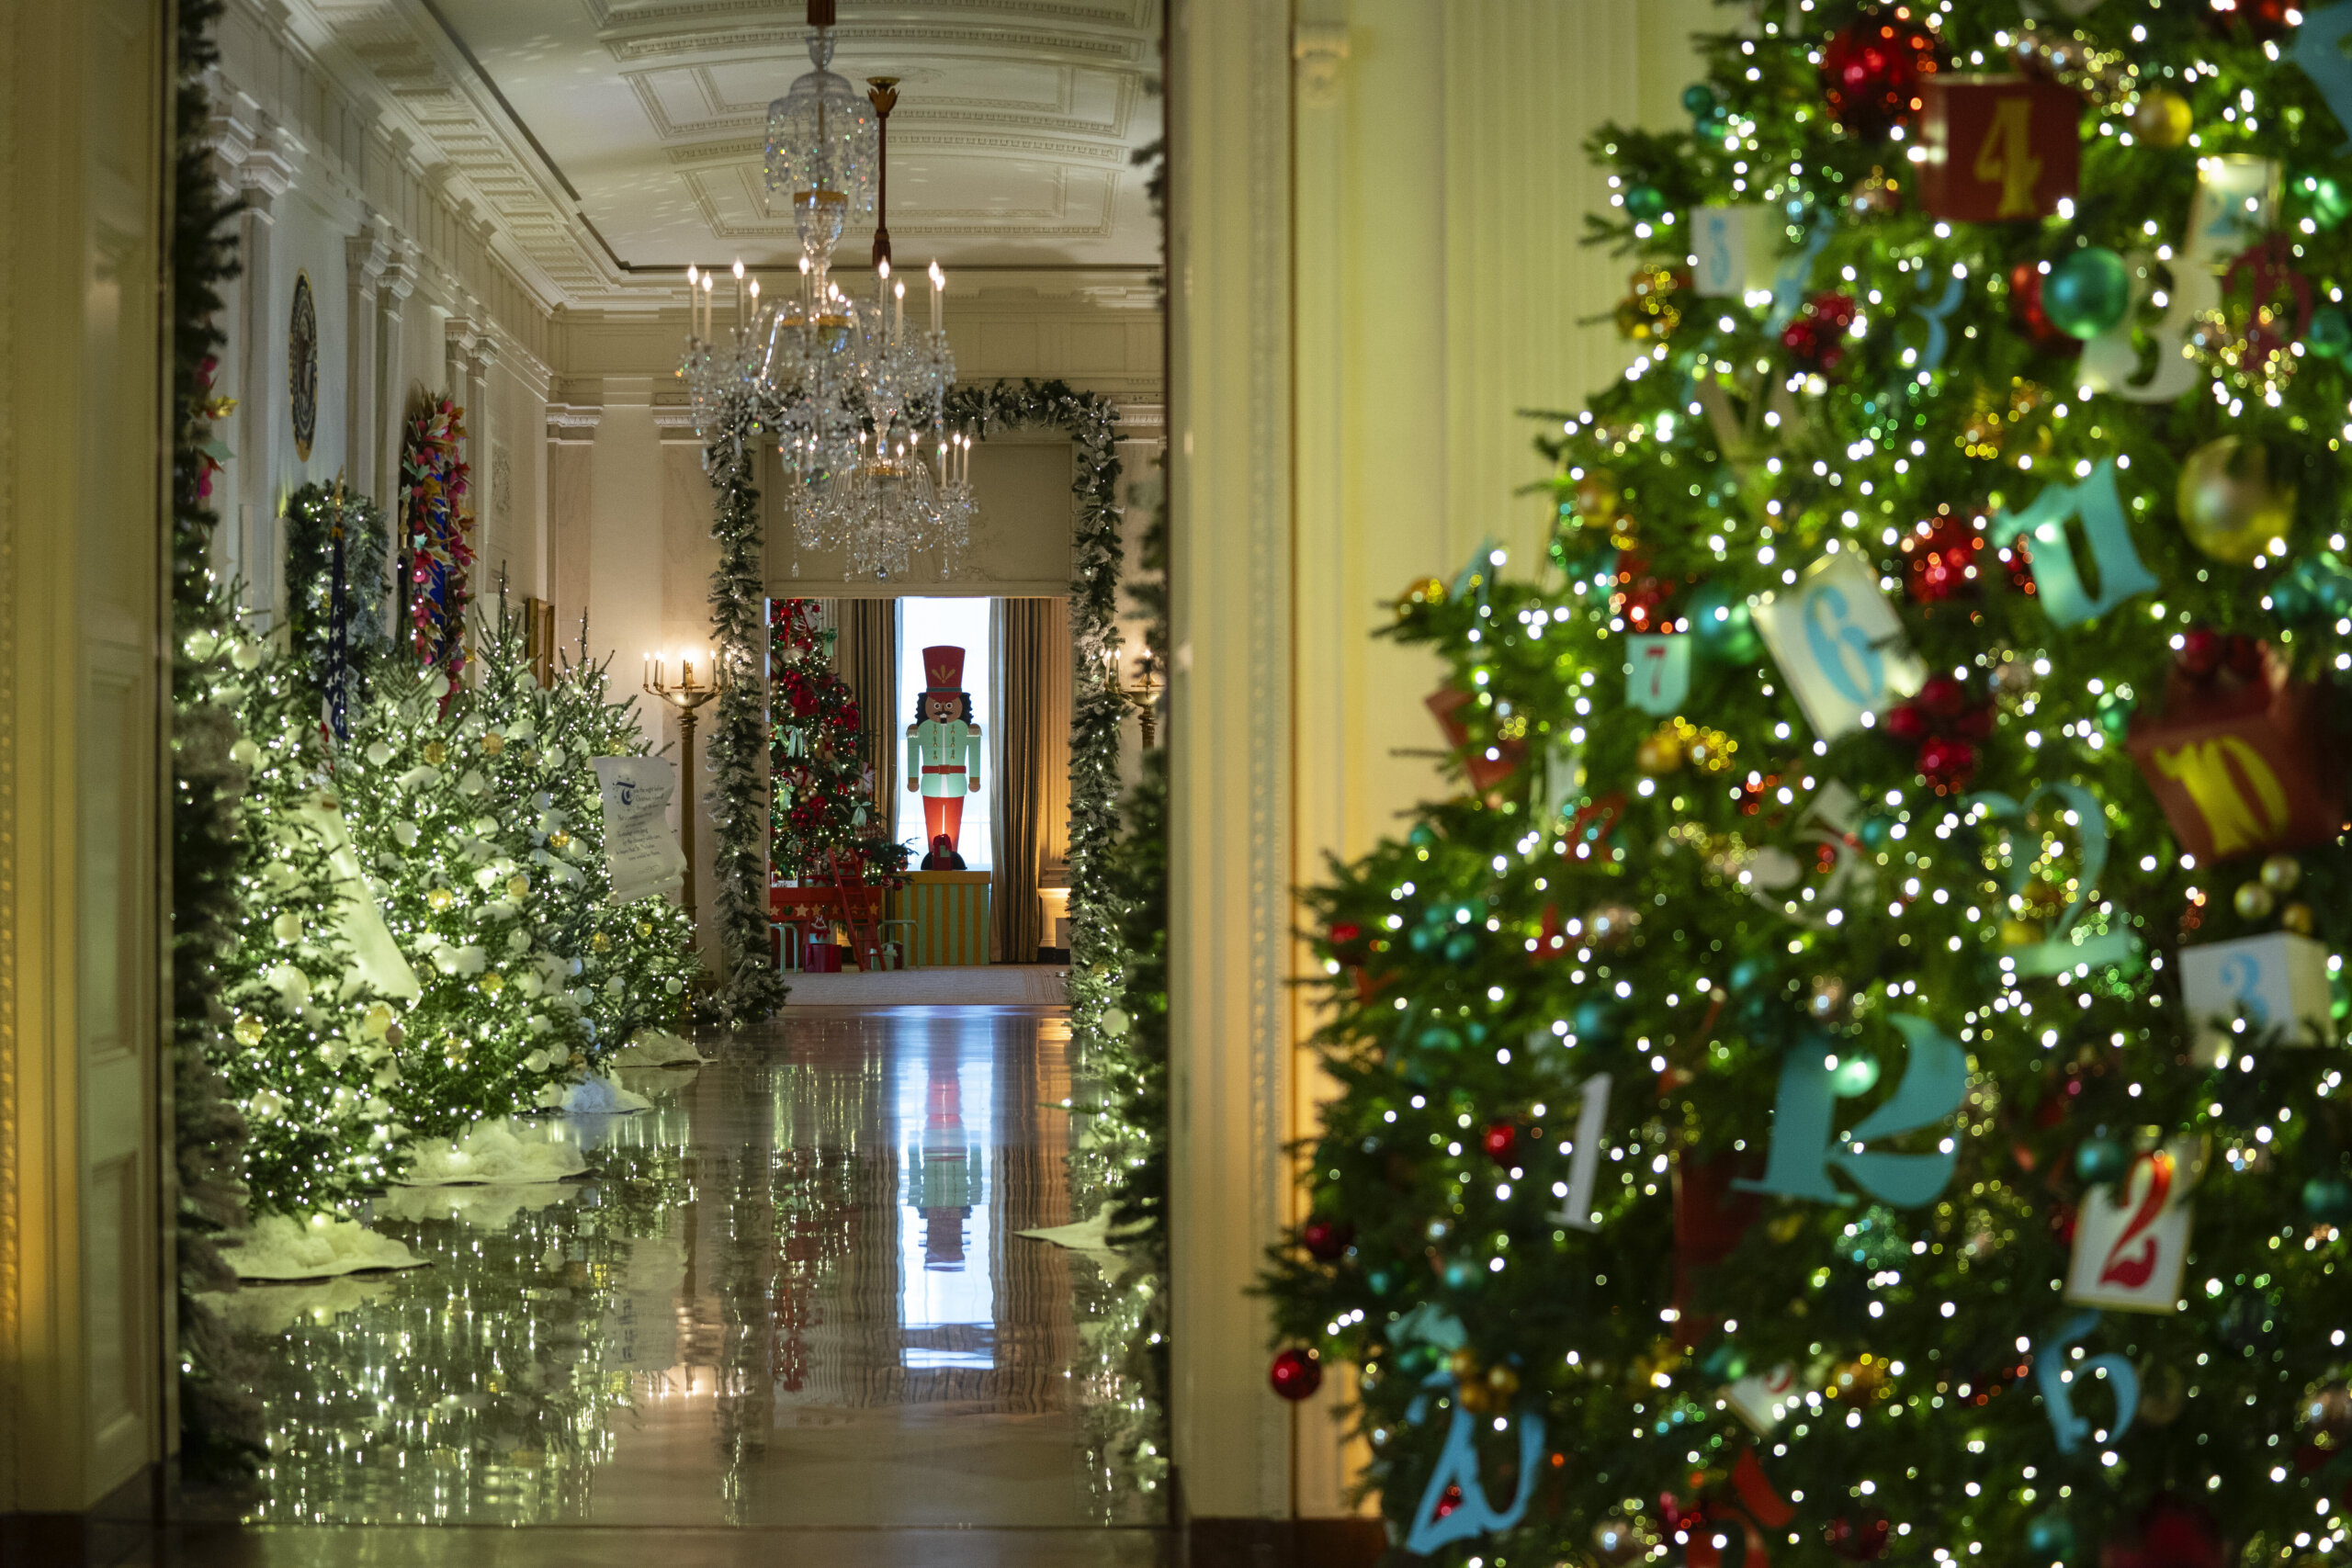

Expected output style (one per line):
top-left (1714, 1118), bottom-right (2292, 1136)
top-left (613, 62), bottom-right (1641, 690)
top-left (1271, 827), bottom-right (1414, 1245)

top-left (1915, 75), bottom-right (2080, 222)
top-left (2125, 652), bottom-right (2342, 863)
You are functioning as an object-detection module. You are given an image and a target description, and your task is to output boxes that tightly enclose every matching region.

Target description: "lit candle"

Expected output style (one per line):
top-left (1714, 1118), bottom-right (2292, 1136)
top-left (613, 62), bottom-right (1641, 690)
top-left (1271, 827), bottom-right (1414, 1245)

top-left (731, 259), bottom-right (745, 330)
top-left (684, 266), bottom-right (699, 341)
top-left (929, 261), bottom-right (944, 333)
top-left (893, 278), bottom-right (905, 337)
top-left (700, 275), bottom-right (714, 340)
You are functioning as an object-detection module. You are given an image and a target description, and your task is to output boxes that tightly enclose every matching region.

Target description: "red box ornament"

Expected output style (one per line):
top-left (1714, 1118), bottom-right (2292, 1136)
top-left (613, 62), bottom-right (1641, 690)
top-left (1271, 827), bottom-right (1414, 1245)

top-left (1915, 75), bottom-right (2080, 222)
top-left (2125, 654), bottom-right (2343, 864)
top-left (1426, 685), bottom-right (1525, 795)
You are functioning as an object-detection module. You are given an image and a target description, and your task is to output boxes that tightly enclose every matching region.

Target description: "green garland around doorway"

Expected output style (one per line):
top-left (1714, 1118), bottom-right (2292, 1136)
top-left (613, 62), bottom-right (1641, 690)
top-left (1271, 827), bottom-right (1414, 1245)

top-left (167, 0), bottom-right (267, 1477)
top-left (703, 400), bottom-right (792, 1028)
top-left (940, 379), bottom-right (1144, 1202)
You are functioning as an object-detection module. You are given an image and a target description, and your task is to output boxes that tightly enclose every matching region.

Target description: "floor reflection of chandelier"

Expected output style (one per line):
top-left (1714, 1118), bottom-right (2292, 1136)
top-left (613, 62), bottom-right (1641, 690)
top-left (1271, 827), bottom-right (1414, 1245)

top-left (677, 0), bottom-right (976, 580)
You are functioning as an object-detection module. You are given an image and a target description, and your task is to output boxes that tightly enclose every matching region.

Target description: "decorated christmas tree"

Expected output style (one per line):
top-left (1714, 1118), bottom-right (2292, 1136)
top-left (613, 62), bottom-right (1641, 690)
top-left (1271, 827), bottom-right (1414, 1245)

top-left (399, 396), bottom-right (472, 688)
top-left (1269, 6), bottom-right (2352, 1566)
top-left (283, 479), bottom-right (393, 739)
top-left (209, 615), bottom-right (413, 1217)
top-left (471, 609), bottom-right (700, 1063)
top-left (767, 597), bottom-right (908, 886)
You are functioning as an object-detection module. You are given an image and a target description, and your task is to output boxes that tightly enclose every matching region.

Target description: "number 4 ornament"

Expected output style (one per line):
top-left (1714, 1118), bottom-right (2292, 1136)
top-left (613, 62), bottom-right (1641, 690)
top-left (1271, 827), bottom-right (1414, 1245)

top-left (1752, 552), bottom-right (1924, 739)
top-left (1916, 75), bottom-right (2080, 221)
top-left (2066, 1138), bottom-right (2208, 1314)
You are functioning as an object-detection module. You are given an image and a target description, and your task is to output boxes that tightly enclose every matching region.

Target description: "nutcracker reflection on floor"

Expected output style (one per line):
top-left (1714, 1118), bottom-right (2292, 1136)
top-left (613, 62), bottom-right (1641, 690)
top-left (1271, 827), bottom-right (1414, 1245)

top-left (198, 1007), bottom-right (1158, 1553)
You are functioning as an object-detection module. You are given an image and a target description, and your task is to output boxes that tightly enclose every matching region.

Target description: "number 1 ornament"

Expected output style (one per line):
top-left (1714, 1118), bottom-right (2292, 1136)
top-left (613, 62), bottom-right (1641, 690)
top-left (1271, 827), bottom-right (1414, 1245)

top-left (1752, 552), bottom-right (1924, 740)
top-left (2065, 1137), bottom-right (2207, 1314)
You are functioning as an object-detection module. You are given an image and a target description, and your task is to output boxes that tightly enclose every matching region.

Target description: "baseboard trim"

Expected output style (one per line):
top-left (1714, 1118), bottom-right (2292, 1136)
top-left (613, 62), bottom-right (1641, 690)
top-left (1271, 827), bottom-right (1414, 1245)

top-left (0, 1461), bottom-right (164, 1568)
top-left (1185, 1517), bottom-right (1387, 1568)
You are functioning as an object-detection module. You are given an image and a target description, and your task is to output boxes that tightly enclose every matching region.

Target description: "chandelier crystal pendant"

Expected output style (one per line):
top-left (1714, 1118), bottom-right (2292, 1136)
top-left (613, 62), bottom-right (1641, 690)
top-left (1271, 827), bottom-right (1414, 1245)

top-left (678, 0), bottom-right (975, 581)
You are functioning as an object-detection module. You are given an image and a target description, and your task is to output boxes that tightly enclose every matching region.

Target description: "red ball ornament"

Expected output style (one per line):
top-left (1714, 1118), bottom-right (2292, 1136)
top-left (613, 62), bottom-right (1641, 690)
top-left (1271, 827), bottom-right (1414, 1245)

top-left (1917, 735), bottom-right (1978, 790)
top-left (1883, 702), bottom-right (1928, 743)
top-left (1900, 513), bottom-right (1984, 604)
top-left (1781, 291), bottom-right (1859, 373)
top-left (2224, 632), bottom-right (2265, 680)
top-left (2178, 625), bottom-right (2226, 678)
top-left (1482, 1121), bottom-right (1519, 1167)
top-left (1917, 673), bottom-right (1969, 719)
top-left (2205, 0), bottom-right (2296, 40)
top-left (1819, 12), bottom-right (1940, 139)
top-left (1301, 1217), bottom-right (1354, 1262)
top-left (1270, 1347), bottom-right (1323, 1401)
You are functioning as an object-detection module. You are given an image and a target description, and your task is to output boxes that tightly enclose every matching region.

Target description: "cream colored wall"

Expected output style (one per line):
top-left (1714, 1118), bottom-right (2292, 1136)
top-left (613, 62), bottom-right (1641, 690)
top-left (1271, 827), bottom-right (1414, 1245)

top-left (1170, 0), bottom-right (1704, 1525)
top-left (0, 0), bottom-right (170, 1515)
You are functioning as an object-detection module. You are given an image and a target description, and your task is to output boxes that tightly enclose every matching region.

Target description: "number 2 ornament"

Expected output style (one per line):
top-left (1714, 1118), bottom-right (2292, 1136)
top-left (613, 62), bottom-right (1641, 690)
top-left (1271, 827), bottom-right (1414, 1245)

top-left (1752, 552), bottom-right (1924, 739)
top-left (2066, 1138), bottom-right (2207, 1314)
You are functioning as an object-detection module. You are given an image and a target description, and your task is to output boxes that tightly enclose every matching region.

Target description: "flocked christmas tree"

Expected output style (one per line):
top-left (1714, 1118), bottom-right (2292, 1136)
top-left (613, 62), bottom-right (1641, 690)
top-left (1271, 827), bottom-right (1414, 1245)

top-left (767, 597), bottom-right (909, 886)
top-left (1268, 6), bottom-right (2352, 1566)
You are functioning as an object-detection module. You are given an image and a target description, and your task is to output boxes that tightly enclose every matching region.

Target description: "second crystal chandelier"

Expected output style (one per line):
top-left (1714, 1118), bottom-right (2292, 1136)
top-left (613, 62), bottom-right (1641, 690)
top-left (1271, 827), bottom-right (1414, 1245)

top-left (678, 0), bottom-right (974, 579)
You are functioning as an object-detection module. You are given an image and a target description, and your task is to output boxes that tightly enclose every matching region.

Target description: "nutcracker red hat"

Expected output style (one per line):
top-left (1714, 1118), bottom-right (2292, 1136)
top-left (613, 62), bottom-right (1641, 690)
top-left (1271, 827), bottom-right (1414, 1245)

top-left (922, 645), bottom-right (967, 694)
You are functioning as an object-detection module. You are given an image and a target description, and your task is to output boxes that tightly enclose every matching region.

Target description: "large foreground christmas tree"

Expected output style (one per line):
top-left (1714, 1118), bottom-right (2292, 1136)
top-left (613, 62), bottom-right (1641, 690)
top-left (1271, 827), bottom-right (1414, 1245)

top-left (1270, 5), bottom-right (2352, 1564)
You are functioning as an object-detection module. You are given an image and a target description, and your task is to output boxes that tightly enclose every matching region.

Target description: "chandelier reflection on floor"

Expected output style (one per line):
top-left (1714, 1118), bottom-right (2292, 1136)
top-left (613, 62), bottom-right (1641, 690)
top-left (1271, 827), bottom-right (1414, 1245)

top-left (677, 0), bottom-right (975, 580)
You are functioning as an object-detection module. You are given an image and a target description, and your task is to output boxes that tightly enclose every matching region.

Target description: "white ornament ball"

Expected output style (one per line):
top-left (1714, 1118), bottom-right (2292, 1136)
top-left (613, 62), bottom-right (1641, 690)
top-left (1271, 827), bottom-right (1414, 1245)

top-left (271, 911), bottom-right (304, 944)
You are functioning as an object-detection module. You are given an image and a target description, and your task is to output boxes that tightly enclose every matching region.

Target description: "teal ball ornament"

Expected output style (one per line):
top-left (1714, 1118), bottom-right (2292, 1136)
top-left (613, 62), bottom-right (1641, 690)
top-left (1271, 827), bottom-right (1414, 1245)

top-left (2025, 1511), bottom-right (2077, 1563)
top-left (2304, 173), bottom-right (2352, 230)
top-left (2042, 248), bottom-right (2132, 340)
top-left (1858, 816), bottom-right (1892, 849)
top-left (1728, 958), bottom-right (1766, 994)
top-left (2304, 1174), bottom-right (2352, 1224)
top-left (1624, 184), bottom-right (1670, 222)
top-left (1573, 999), bottom-right (1614, 1038)
top-left (1681, 84), bottom-right (1719, 118)
top-left (2308, 306), bottom-right (2352, 359)
top-left (1442, 931), bottom-right (1476, 964)
top-left (2075, 1137), bottom-right (2131, 1186)
top-left (2095, 690), bottom-right (2135, 739)
top-left (1689, 582), bottom-right (1761, 660)
top-left (1442, 1259), bottom-right (1481, 1292)
top-left (1829, 1055), bottom-right (1882, 1097)
top-left (1366, 1268), bottom-right (1395, 1297)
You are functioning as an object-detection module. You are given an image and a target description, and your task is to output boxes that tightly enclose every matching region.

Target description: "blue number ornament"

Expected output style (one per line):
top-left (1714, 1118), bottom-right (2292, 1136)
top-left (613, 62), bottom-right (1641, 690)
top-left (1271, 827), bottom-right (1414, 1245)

top-left (1970, 783), bottom-right (2140, 976)
top-left (2293, 6), bottom-right (2352, 155)
top-left (1766, 222), bottom-right (1833, 333)
top-left (2033, 1310), bottom-right (2139, 1455)
top-left (1404, 1368), bottom-right (1546, 1555)
top-left (1988, 461), bottom-right (2158, 627)
top-left (1906, 268), bottom-right (1965, 372)
top-left (1736, 1015), bottom-right (1968, 1208)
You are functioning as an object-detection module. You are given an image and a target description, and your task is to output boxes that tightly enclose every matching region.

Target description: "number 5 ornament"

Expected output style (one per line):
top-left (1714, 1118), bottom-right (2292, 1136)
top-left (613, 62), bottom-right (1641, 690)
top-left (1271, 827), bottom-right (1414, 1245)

top-left (2033, 1310), bottom-right (2140, 1455)
top-left (1736, 1015), bottom-right (1969, 1208)
top-left (1753, 553), bottom-right (1924, 739)
top-left (2066, 1138), bottom-right (2207, 1314)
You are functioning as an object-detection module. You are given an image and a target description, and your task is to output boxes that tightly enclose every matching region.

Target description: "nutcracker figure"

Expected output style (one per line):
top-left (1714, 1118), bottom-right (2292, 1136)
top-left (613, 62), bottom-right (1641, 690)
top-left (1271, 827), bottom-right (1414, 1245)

top-left (906, 644), bottom-right (982, 853)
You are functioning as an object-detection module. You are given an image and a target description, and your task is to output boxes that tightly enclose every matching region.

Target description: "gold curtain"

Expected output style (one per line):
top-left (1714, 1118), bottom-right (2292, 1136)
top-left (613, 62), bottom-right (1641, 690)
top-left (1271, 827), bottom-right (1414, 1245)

top-left (831, 599), bottom-right (899, 840)
top-left (989, 598), bottom-right (1069, 962)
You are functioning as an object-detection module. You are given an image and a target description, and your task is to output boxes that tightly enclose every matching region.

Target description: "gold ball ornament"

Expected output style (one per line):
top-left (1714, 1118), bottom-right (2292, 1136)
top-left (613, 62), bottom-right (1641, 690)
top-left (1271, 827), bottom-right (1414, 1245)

top-left (232, 1014), bottom-right (266, 1046)
top-left (481, 972), bottom-right (504, 996)
top-left (481, 731), bottom-right (505, 757)
top-left (1571, 472), bottom-right (1621, 526)
top-left (1393, 577), bottom-right (1446, 615)
top-left (2133, 88), bottom-right (2193, 149)
top-left (2260, 853), bottom-right (2303, 894)
top-left (2234, 880), bottom-right (2278, 920)
top-left (426, 886), bottom-right (457, 912)
top-left (424, 740), bottom-right (447, 766)
top-left (1447, 1348), bottom-right (1481, 1383)
top-left (2304, 1383), bottom-right (2352, 1441)
top-left (548, 829), bottom-right (572, 852)
top-left (2138, 1360), bottom-right (2188, 1425)
top-left (507, 874), bottom-right (531, 900)
top-left (1485, 1363), bottom-right (1521, 1399)
top-left (1635, 730), bottom-right (1686, 774)
top-left (2177, 435), bottom-right (2295, 565)
top-left (2282, 901), bottom-right (2317, 936)
top-left (2000, 918), bottom-right (2048, 946)
top-left (361, 1001), bottom-right (396, 1039)
top-left (591, 932), bottom-right (613, 953)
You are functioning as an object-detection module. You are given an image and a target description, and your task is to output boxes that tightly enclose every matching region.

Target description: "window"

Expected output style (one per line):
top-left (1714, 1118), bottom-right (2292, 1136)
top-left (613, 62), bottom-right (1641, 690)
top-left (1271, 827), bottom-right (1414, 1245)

top-left (894, 596), bottom-right (993, 871)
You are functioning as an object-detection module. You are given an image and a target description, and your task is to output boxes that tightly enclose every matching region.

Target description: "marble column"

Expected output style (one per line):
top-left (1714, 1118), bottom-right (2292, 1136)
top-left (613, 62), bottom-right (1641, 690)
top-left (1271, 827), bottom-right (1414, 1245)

top-left (468, 333), bottom-right (501, 590)
top-left (376, 247), bottom-right (416, 510)
top-left (233, 131), bottom-right (296, 625)
top-left (344, 226), bottom-right (390, 494)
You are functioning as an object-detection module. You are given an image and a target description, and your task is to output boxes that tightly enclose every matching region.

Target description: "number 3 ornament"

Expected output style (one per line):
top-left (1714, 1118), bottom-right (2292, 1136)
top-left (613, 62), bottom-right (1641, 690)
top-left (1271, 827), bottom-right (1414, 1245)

top-left (1753, 553), bottom-right (1925, 739)
top-left (2066, 1138), bottom-right (2207, 1314)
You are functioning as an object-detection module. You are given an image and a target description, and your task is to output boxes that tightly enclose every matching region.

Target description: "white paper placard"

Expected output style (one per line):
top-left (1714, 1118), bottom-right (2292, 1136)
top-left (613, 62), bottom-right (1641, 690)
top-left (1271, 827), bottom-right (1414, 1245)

top-left (2066, 1138), bottom-right (2203, 1314)
top-left (1690, 205), bottom-right (1770, 298)
top-left (1625, 634), bottom-right (1691, 716)
top-left (593, 756), bottom-right (686, 905)
top-left (2177, 931), bottom-right (2333, 1065)
top-left (295, 794), bottom-right (421, 1001)
top-left (1725, 1362), bottom-right (1800, 1434)
top-left (1753, 553), bottom-right (1924, 739)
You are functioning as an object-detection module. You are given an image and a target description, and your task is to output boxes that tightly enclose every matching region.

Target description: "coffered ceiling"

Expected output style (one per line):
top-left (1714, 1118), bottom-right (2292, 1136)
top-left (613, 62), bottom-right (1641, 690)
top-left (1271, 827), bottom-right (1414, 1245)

top-left (306, 0), bottom-right (1162, 306)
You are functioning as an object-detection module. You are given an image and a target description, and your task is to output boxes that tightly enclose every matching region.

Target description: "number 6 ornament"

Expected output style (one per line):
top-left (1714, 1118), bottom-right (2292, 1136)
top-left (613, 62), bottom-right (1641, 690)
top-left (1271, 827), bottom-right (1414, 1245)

top-left (2033, 1310), bottom-right (2140, 1455)
top-left (2066, 1138), bottom-right (2207, 1314)
top-left (1753, 553), bottom-right (1925, 739)
top-left (1736, 1015), bottom-right (1969, 1208)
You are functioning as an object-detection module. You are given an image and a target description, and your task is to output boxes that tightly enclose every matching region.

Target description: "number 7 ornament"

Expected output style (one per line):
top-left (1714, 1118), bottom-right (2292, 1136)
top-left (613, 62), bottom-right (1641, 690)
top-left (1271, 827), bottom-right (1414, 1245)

top-left (2066, 1138), bottom-right (2206, 1314)
top-left (1752, 553), bottom-right (1924, 739)
top-left (1626, 634), bottom-right (1690, 716)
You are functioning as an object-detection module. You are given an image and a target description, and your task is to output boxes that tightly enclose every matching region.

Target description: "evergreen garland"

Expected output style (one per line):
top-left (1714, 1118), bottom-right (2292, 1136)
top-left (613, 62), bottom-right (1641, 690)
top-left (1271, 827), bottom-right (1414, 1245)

top-left (398, 398), bottom-right (472, 685)
top-left (940, 380), bottom-right (1129, 1188)
top-left (167, 0), bottom-right (266, 1477)
top-left (704, 404), bottom-right (790, 1026)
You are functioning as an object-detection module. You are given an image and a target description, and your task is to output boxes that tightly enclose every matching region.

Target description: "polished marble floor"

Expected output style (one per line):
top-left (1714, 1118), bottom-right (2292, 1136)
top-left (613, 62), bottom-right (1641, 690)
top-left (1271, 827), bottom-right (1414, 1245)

top-left (169, 1006), bottom-right (1164, 1567)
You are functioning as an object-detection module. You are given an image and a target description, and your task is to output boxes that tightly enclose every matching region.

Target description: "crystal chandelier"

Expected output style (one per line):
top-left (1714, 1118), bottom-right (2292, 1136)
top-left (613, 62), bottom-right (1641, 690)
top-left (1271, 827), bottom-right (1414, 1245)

top-left (678, 0), bottom-right (975, 580)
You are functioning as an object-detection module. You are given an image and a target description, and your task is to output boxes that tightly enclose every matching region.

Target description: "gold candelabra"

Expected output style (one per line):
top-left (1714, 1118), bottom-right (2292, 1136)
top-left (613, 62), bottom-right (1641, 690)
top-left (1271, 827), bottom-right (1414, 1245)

top-left (1125, 651), bottom-right (1162, 749)
top-left (643, 649), bottom-right (727, 930)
